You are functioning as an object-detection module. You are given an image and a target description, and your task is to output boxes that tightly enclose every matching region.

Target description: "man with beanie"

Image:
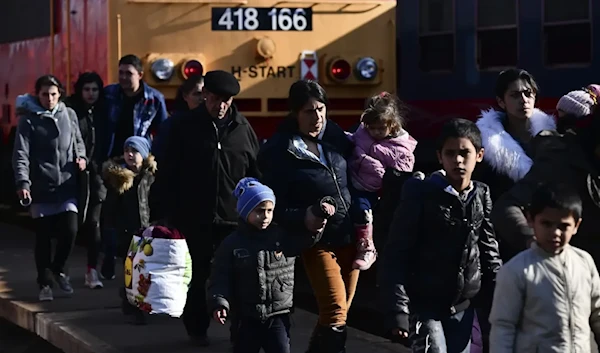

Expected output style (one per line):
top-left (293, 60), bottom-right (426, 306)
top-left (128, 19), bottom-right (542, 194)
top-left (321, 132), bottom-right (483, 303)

top-left (207, 177), bottom-right (335, 353)
top-left (151, 70), bottom-right (261, 346)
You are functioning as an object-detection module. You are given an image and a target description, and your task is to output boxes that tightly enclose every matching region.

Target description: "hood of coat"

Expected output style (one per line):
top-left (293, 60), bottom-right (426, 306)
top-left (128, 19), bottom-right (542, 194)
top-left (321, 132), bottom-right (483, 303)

top-left (476, 108), bottom-right (556, 182)
top-left (102, 154), bottom-right (157, 194)
top-left (350, 124), bottom-right (418, 154)
top-left (16, 94), bottom-right (64, 117)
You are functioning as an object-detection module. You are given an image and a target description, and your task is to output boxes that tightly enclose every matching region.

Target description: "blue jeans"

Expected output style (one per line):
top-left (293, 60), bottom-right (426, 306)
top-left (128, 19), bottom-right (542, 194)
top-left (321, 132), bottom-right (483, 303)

top-left (350, 188), bottom-right (378, 225)
top-left (233, 314), bottom-right (291, 353)
top-left (410, 307), bottom-right (474, 353)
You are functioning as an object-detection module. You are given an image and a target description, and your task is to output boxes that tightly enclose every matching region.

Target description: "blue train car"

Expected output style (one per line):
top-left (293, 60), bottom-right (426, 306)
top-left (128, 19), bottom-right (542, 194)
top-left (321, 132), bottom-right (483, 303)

top-left (397, 0), bottom-right (595, 141)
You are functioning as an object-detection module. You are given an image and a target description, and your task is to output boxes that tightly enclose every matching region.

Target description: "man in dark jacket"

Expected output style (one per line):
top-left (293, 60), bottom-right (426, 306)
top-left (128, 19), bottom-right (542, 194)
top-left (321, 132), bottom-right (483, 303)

top-left (151, 70), bottom-right (260, 346)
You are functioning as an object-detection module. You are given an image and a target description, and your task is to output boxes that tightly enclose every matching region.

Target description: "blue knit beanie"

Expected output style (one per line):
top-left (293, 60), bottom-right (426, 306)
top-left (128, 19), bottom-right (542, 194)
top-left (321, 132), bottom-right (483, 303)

top-left (233, 177), bottom-right (276, 221)
top-left (124, 136), bottom-right (151, 159)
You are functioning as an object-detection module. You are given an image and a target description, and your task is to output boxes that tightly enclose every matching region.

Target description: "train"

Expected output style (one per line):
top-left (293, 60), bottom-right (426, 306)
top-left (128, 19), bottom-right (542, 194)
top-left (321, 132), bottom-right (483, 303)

top-left (0, 0), bottom-right (396, 146)
top-left (0, 0), bottom-right (596, 188)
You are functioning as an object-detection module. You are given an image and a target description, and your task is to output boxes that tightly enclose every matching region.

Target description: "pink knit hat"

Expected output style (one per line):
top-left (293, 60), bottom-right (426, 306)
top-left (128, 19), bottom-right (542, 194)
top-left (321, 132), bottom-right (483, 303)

top-left (556, 90), bottom-right (595, 118)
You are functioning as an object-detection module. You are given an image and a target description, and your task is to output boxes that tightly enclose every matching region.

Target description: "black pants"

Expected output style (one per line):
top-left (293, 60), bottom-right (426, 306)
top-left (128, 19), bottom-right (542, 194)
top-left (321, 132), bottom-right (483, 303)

top-left (81, 202), bottom-right (102, 268)
top-left (34, 211), bottom-right (78, 286)
top-left (180, 223), bottom-right (236, 338)
top-left (234, 314), bottom-right (291, 353)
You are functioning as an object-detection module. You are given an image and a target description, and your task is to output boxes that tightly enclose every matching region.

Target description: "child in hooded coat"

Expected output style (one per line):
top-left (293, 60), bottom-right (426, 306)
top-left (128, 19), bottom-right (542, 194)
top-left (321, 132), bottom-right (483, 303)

top-left (102, 136), bottom-right (156, 324)
top-left (346, 92), bottom-right (417, 271)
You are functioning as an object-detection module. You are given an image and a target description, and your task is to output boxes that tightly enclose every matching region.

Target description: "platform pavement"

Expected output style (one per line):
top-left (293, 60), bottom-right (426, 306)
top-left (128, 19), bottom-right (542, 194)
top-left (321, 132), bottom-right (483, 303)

top-left (0, 222), bottom-right (407, 353)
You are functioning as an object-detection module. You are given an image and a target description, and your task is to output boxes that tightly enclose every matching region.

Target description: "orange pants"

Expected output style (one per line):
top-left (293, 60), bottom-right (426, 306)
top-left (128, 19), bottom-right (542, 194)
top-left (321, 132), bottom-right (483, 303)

top-left (302, 244), bottom-right (360, 327)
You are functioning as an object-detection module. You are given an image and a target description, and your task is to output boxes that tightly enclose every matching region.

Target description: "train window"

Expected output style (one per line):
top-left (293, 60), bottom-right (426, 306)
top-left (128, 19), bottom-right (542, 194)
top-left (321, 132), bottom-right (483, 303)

top-left (0, 0), bottom-right (60, 44)
top-left (544, 0), bottom-right (589, 23)
top-left (543, 0), bottom-right (591, 66)
top-left (476, 0), bottom-right (518, 69)
top-left (419, 0), bottom-right (455, 72)
top-left (478, 0), bottom-right (516, 28)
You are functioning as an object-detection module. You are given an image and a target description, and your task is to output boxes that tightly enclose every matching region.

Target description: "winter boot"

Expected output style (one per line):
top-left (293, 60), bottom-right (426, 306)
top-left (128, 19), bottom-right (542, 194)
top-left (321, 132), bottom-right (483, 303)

top-left (321, 325), bottom-right (347, 353)
top-left (353, 210), bottom-right (377, 270)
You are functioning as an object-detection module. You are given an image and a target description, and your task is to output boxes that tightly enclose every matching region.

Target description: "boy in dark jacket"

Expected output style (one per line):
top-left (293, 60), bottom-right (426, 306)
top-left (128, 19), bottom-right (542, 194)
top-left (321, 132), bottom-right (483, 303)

top-left (379, 118), bottom-right (502, 352)
top-left (207, 177), bottom-right (335, 353)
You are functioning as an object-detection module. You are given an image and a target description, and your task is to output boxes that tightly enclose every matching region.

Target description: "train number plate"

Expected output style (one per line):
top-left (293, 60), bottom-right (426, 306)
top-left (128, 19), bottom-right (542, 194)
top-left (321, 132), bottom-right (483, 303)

top-left (212, 7), bottom-right (313, 31)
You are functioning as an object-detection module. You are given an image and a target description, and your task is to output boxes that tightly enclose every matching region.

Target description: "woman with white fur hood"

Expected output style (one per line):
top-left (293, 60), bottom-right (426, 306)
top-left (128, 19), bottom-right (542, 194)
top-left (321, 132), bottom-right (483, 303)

top-left (474, 69), bottom-right (556, 204)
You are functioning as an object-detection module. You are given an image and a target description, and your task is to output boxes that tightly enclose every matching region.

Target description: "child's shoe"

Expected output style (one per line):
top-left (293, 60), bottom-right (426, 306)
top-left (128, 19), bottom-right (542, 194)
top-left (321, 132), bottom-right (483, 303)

top-left (352, 223), bottom-right (377, 270)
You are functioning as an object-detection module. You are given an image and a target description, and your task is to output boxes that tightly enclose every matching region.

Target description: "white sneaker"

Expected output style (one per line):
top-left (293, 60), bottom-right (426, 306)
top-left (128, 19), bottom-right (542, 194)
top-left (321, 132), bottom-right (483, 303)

top-left (85, 269), bottom-right (104, 289)
top-left (39, 286), bottom-right (53, 301)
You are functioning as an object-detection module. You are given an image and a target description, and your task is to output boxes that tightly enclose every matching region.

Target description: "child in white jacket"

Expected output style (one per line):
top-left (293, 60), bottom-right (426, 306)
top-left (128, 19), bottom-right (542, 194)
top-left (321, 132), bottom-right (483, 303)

top-left (489, 183), bottom-right (600, 353)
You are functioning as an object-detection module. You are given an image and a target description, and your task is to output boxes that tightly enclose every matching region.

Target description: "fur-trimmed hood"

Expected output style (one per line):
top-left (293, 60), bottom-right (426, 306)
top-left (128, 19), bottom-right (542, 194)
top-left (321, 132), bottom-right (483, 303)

top-left (476, 108), bottom-right (556, 182)
top-left (102, 154), bottom-right (157, 194)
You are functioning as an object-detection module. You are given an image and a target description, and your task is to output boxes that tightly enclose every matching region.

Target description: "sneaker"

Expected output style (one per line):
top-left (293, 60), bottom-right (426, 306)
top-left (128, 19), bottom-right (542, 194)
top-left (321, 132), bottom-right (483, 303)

top-left (85, 269), bottom-right (104, 289)
top-left (99, 271), bottom-right (115, 280)
top-left (39, 285), bottom-right (53, 301)
top-left (352, 237), bottom-right (377, 271)
top-left (54, 273), bottom-right (74, 295)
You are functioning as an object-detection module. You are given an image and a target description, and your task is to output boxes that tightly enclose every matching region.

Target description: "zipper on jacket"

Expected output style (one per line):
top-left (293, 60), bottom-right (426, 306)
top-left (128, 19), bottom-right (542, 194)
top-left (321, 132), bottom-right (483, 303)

top-left (287, 148), bottom-right (349, 214)
top-left (212, 122), bottom-right (221, 216)
top-left (562, 260), bottom-right (575, 351)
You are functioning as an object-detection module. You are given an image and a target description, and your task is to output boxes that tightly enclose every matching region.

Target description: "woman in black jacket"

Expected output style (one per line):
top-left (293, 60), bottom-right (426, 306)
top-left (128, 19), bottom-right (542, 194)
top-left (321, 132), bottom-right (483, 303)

top-left (64, 72), bottom-right (107, 289)
top-left (258, 80), bottom-right (357, 353)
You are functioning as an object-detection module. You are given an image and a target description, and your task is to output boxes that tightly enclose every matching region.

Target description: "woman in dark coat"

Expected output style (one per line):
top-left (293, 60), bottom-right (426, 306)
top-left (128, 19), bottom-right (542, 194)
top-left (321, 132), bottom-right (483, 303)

top-left (258, 80), bottom-right (358, 353)
top-left (64, 72), bottom-right (107, 289)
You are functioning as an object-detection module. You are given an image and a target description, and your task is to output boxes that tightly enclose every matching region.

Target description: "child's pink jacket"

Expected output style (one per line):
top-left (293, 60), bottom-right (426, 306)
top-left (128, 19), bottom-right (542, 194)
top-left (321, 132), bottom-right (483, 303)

top-left (347, 124), bottom-right (417, 192)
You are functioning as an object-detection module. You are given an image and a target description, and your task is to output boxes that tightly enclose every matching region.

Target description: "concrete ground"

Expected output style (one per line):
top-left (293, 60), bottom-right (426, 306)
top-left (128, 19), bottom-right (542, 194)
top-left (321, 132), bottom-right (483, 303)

top-left (0, 222), bottom-right (406, 353)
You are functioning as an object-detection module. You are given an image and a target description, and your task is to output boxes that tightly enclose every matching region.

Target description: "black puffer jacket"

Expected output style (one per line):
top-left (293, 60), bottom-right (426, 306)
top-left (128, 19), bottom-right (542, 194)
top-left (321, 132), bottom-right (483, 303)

top-left (379, 171), bottom-right (502, 332)
top-left (64, 96), bottom-right (108, 203)
top-left (207, 221), bottom-right (321, 321)
top-left (258, 118), bottom-right (354, 247)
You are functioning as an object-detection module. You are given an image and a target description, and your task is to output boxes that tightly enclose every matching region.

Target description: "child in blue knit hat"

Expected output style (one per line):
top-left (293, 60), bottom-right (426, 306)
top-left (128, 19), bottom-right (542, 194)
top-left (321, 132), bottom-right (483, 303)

top-left (101, 135), bottom-right (156, 324)
top-left (207, 177), bottom-right (336, 353)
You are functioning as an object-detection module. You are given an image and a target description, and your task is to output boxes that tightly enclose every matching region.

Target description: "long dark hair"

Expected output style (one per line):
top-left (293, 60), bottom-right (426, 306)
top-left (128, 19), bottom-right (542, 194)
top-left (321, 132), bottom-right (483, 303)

top-left (173, 75), bottom-right (204, 113)
top-left (73, 71), bottom-right (105, 106)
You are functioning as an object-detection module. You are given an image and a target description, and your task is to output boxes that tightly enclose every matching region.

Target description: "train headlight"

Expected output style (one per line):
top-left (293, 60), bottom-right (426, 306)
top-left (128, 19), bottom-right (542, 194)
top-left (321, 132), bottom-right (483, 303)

top-left (151, 58), bottom-right (175, 81)
top-left (355, 57), bottom-right (378, 81)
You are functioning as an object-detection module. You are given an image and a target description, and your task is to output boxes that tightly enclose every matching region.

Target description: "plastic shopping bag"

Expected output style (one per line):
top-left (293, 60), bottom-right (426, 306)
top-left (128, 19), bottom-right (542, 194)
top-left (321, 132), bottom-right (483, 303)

top-left (124, 223), bottom-right (192, 317)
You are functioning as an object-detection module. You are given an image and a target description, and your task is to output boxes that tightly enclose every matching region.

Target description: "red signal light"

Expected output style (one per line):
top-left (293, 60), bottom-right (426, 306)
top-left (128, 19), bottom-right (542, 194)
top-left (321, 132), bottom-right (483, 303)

top-left (182, 60), bottom-right (204, 79)
top-left (329, 59), bottom-right (351, 81)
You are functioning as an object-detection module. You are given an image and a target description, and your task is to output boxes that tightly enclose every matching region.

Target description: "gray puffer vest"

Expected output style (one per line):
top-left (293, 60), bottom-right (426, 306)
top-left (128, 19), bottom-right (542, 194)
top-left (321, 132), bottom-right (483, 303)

top-left (207, 221), bottom-right (320, 321)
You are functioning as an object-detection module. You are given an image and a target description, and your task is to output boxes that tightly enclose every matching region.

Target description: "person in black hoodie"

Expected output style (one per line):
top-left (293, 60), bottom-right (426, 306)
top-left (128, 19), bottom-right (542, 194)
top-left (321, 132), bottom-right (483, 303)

top-left (379, 118), bottom-right (502, 353)
top-left (150, 70), bottom-right (260, 346)
top-left (64, 72), bottom-right (107, 290)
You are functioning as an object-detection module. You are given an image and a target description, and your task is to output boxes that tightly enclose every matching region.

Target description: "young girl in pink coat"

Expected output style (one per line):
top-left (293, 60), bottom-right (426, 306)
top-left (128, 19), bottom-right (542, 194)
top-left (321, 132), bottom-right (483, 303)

top-left (347, 92), bottom-right (418, 270)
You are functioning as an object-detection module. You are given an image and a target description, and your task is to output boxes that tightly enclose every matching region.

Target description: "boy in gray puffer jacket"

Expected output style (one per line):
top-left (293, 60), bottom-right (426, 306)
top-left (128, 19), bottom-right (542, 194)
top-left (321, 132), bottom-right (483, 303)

top-left (207, 177), bottom-right (335, 353)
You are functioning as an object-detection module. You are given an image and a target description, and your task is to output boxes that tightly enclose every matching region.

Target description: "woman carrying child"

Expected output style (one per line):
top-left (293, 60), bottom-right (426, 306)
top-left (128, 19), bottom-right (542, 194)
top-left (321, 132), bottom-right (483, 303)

top-left (346, 92), bottom-right (417, 270)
